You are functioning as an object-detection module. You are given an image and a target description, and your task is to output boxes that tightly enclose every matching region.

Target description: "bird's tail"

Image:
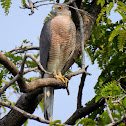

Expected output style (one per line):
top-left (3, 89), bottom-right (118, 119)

top-left (44, 74), bottom-right (54, 121)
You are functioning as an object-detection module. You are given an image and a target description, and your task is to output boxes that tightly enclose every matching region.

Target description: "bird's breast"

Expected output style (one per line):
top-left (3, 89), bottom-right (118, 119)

top-left (50, 15), bottom-right (72, 37)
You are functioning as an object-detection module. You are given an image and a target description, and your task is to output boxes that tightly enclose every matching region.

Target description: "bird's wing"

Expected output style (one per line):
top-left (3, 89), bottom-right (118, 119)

top-left (40, 18), bottom-right (52, 77)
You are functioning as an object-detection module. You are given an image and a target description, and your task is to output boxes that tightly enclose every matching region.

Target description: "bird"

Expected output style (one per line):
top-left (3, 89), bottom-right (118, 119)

top-left (40, 3), bottom-right (76, 121)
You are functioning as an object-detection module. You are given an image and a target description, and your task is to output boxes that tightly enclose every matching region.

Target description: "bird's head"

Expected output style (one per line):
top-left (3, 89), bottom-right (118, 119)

top-left (51, 4), bottom-right (70, 16)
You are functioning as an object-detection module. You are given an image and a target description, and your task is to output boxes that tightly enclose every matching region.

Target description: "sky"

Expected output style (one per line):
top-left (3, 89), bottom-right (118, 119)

top-left (0, 0), bottom-right (122, 126)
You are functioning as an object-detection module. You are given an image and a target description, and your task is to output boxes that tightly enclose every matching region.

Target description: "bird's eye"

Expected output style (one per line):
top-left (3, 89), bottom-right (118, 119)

top-left (58, 7), bottom-right (62, 10)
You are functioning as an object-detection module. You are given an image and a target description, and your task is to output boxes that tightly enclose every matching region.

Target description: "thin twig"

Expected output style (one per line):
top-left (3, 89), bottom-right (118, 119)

top-left (23, 67), bottom-right (38, 74)
top-left (20, 0), bottom-right (54, 15)
top-left (35, 3), bottom-right (54, 8)
top-left (117, 76), bottom-right (126, 93)
top-left (112, 95), bottom-right (126, 108)
top-left (0, 74), bottom-right (20, 95)
top-left (106, 115), bottom-right (126, 126)
top-left (24, 53), bottom-right (53, 74)
top-left (28, 0), bottom-right (34, 15)
top-left (0, 100), bottom-right (51, 124)
top-left (66, 68), bottom-right (91, 80)
top-left (6, 90), bottom-right (15, 99)
top-left (105, 99), bottom-right (115, 123)
top-left (9, 47), bottom-right (39, 54)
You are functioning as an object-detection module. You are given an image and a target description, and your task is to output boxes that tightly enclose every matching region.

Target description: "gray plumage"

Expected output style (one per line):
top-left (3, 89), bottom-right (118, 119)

top-left (40, 4), bottom-right (76, 122)
top-left (40, 18), bottom-right (54, 121)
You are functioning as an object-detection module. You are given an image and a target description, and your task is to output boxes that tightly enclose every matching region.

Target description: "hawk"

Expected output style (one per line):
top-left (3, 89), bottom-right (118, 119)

top-left (40, 4), bottom-right (76, 121)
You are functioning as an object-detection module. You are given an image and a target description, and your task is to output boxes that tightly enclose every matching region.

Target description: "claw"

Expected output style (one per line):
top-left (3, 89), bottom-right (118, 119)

top-left (54, 72), bottom-right (69, 86)
top-left (54, 72), bottom-right (69, 95)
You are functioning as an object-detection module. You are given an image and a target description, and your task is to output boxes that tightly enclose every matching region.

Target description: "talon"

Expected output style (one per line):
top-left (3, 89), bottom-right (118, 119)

top-left (54, 72), bottom-right (69, 86)
top-left (54, 72), bottom-right (69, 95)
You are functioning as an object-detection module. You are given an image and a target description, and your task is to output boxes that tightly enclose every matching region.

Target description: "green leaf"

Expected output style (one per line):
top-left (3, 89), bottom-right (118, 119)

top-left (21, 0), bottom-right (25, 6)
top-left (122, 97), bottom-right (126, 108)
top-left (106, 2), bottom-right (114, 15)
top-left (49, 120), bottom-right (61, 126)
top-left (0, 0), bottom-right (12, 15)
top-left (39, 98), bottom-right (44, 113)
top-left (23, 120), bottom-right (28, 126)
top-left (97, 0), bottom-right (105, 7)
top-left (76, 118), bottom-right (96, 126)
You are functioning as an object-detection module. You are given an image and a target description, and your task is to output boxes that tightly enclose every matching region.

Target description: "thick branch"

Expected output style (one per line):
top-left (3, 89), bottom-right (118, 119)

top-left (65, 98), bottom-right (105, 125)
top-left (23, 78), bottom-right (67, 92)
top-left (0, 88), bottom-right (43, 126)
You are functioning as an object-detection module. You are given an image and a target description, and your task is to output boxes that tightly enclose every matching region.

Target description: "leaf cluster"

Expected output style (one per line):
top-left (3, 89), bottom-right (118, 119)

top-left (0, 0), bottom-right (12, 15)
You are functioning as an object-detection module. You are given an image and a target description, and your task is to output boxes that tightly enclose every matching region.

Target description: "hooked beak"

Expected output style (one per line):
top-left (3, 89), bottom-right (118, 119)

top-left (51, 7), bottom-right (56, 15)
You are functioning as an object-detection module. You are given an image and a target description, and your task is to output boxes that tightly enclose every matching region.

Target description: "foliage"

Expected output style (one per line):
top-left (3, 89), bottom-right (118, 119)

top-left (84, 1), bottom-right (126, 125)
top-left (76, 118), bottom-right (96, 126)
top-left (0, 0), bottom-right (12, 15)
top-left (21, 0), bottom-right (25, 6)
top-left (49, 120), bottom-right (62, 126)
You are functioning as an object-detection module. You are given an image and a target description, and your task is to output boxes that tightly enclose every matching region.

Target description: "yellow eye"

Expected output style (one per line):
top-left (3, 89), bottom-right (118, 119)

top-left (58, 7), bottom-right (62, 10)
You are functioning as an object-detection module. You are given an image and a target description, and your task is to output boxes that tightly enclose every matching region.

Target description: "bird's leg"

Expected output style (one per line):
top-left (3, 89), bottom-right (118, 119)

top-left (54, 72), bottom-right (69, 95)
top-left (54, 72), bottom-right (69, 87)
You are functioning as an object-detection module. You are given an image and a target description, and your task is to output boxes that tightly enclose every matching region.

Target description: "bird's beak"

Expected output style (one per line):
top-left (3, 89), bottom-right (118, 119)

top-left (51, 8), bottom-right (56, 15)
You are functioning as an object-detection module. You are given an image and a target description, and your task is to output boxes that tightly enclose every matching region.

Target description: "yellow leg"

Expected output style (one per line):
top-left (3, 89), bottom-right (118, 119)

top-left (54, 72), bottom-right (69, 86)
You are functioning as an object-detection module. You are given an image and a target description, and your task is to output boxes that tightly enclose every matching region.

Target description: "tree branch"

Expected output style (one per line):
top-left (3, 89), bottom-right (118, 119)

top-left (0, 53), bottom-right (27, 91)
top-left (65, 98), bottom-right (105, 125)
top-left (106, 115), bottom-right (126, 126)
top-left (23, 67), bottom-right (38, 74)
top-left (77, 66), bottom-right (88, 109)
top-left (0, 88), bottom-right (44, 126)
top-left (0, 74), bottom-right (20, 95)
top-left (20, 0), bottom-right (54, 15)
top-left (0, 100), bottom-right (51, 124)
top-left (22, 53), bottom-right (52, 75)
top-left (105, 99), bottom-right (115, 123)
top-left (0, 53), bottom-right (89, 93)
top-left (9, 47), bottom-right (39, 54)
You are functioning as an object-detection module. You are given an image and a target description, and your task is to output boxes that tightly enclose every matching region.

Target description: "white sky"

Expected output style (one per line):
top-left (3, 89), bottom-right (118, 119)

top-left (0, 0), bottom-right (122, 126)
